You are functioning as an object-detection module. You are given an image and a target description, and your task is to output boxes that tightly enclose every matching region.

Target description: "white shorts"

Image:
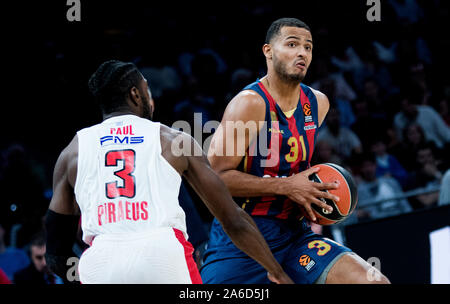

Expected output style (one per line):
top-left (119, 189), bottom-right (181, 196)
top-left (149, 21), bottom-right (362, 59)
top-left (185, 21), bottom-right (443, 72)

top-left (78, 227), bottom-right (202, 284)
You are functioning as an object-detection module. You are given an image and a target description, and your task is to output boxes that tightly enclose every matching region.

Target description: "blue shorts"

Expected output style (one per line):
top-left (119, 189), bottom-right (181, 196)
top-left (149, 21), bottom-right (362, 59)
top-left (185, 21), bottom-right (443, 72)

top-left (200, 217), bottom-right (352, 284)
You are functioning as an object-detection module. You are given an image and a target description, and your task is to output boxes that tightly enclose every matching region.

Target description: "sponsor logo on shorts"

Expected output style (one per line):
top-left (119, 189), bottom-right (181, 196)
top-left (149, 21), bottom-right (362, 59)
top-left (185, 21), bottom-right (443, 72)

top-left (299, 254), bottom-right (316, 272)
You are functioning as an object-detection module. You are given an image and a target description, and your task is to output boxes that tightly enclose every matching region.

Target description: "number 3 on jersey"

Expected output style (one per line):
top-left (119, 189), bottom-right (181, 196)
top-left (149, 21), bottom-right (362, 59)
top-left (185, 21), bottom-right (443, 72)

top-left (105, 149), bottom-right (136, 199)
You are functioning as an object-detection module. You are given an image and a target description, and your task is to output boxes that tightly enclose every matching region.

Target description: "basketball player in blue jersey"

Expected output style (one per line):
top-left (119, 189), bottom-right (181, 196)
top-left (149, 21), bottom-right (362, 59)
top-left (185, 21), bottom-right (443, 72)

top-left (201, 18), bottom-right (390, 284)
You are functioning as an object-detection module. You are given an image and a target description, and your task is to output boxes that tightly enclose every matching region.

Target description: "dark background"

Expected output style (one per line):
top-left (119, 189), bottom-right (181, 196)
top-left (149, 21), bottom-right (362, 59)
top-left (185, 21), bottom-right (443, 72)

top-left (1, 0), bottom-right (449, 283)
top-left (5, 0), bottom-right (449, 164)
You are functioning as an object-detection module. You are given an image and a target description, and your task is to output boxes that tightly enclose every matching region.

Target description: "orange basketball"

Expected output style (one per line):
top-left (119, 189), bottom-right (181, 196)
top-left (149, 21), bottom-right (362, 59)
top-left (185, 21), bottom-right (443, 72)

top-left (302, 163), bottom-right (358, 225)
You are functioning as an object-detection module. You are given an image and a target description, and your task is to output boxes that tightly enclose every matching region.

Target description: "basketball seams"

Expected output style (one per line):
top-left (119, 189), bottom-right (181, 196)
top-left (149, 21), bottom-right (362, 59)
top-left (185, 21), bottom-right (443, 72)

top-left (322, 163), bottom-right (352, 215)
top-left (310, 171), bottom-right (345, 220)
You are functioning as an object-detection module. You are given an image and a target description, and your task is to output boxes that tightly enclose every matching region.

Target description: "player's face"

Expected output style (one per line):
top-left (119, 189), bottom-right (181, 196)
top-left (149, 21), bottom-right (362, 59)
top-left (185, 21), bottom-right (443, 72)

top-left (140, 78), bottom-right (155, 120)
top-left (271, 26), bottom-right (313, 83)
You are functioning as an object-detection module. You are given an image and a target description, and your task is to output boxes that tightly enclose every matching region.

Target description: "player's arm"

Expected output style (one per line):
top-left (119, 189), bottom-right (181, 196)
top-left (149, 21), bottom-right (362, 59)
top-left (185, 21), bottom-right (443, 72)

top-left (207, 91), bottom-right (286, 197)
top-left (181, 133), bottom-right (292, 284)
top-left (207, 91), bottom-right (337, 221)
top-left (44, 135), bottom-right (80, 283)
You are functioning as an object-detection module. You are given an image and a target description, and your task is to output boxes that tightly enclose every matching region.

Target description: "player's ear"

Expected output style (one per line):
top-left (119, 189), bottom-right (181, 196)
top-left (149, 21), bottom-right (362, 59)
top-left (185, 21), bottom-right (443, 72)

top-left (263, 44), bottom-right (272, 60)
top-left (129, 86), bottom-right (141, 106)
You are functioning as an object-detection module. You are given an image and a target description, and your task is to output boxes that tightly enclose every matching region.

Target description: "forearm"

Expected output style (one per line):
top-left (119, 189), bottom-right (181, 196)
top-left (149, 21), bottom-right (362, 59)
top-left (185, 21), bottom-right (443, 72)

top-left (45, 252), bottom-right (77, 283)
top-left (44, 210), bottom-right (80, 283)
top-left (219, 169), bottom-right (287, 197)
top-left (222, 207), bottom-right (283, 276)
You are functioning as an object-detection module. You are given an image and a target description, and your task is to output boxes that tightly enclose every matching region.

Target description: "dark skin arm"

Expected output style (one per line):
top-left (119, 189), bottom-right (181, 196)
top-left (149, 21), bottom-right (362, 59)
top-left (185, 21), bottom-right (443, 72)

top-left (45, 135), bottom-right (80, 281)
top-left (160, 125), bottom-right (292, 283)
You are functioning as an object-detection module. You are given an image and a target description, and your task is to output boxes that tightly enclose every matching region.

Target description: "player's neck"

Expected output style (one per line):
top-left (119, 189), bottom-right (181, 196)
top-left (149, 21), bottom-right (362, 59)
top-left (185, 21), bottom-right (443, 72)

top-left (103, 109), bottom-right (137, 121)
top-left (262, 74), bottom-right (300, 111)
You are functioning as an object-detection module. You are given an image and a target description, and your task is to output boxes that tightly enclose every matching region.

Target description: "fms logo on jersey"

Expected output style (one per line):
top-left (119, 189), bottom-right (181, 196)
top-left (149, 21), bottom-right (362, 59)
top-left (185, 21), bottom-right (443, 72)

top-left (100, 124), bottom-right (144, 146)
top-left (100, 135), bottom-right (144, 146)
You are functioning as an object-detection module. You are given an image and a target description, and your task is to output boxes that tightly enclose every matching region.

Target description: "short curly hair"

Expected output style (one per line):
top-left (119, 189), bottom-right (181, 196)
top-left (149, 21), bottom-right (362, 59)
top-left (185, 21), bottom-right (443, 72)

top-left (88, 60), bottom-right (143, 114)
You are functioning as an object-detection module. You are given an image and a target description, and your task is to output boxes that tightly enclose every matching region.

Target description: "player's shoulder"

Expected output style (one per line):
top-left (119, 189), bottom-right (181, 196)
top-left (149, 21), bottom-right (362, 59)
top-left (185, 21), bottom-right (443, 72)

top-left (160, 123), bottom-right (187, 141)
top-left (159, 123), bottom-right (196, 151)
top-left (223, 89), bottom-right (266, 121)
top-left (309, 87), bottom-right (329, 104)
top-left (62, 133), bottom-right (79, 159)
top-left (53, 133), bottom-right (79, 186)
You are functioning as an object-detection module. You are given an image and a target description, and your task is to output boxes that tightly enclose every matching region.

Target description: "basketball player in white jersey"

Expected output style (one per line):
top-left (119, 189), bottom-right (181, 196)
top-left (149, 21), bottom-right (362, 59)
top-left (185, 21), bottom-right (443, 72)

top-left (44, 60), bottom-right (292, 284)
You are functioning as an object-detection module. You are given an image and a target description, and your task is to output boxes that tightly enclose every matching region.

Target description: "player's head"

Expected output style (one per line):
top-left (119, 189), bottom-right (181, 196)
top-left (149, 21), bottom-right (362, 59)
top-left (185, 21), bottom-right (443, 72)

top-left (263, 18), bottom-right (312, 83)
top-left (88, 60), bottom-right (154, 120)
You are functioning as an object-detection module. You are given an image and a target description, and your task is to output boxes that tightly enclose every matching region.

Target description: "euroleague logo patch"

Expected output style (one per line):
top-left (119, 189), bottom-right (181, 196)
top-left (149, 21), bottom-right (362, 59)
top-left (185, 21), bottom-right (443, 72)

top-left (302, 103), bottom-right (311, 116)
top-left (299, 254), bottom-right (316, 271)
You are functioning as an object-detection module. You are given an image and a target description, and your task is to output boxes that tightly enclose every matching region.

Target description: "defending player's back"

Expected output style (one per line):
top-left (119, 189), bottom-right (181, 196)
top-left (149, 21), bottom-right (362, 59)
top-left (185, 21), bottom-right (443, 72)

top-left (75, 115), bottom-right (186, 245)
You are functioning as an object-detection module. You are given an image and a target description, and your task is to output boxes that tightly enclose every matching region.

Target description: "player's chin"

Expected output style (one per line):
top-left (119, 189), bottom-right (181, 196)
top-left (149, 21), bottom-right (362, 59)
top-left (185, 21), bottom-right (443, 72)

top-left (289, 72), bottom-right (305, 82)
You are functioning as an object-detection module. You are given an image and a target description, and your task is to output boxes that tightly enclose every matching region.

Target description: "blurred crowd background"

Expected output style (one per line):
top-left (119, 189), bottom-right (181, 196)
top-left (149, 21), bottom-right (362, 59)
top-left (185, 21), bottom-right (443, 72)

top-left (1, 0), bottom-right (449, 283)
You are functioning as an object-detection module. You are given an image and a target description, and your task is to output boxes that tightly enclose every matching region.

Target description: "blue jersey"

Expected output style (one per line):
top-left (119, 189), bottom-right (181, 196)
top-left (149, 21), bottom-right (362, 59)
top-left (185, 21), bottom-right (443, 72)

top-left (235, 79), bottom-right (319, 220)
top-left (201, 80), bottom-right (352, 284)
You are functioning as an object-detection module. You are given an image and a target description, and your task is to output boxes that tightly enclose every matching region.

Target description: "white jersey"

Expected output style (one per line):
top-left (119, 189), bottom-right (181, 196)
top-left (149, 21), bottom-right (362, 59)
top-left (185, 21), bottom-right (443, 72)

top-left (74, 115), bottom-right (186, 245)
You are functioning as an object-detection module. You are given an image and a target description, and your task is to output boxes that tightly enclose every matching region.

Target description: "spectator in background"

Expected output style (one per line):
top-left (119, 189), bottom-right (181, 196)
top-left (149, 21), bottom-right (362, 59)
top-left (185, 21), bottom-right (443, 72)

top-left (310, 139), bottom-right (343, 166)
top-left (330, 46), bottom-right (366, 92)
top-left (0, 224), bottom-right (30, 281)
top-left (362, 78), bottom-right (391, 122)
top-left (317, 77), bottom-right (355, 128)
top-left (408, 142), bottom-right (444, 209)
top-left (139, 65), bottom-right (182, 101)
top-left (369, 136), bottom-right (410, 189)
top-left (0, 144), bottom-right (48, 249)
top-left (13, 233), bottom-right (63, 284)
top-left (438, 169), bottom-right (450, 206)
top-left (173, 52), bottom-right (225, 127)
top-left (388, 0), bottom-right (424, 25)
top-left (316, 106), bottom-right (362, 161)
top-left (225, 68), bottom-right (256, 102)
top-left (310, 58), bottom-right (357, 107)
top-left (393, 90), bottom-right (450, 149)
top-left (350, 98), bottom-right (386, 147)
top-left (408, 62), bottom-right (432, 105)
top-left (395, 123), bottom-right (433, 171)
top-left (352, 152), bottom-right (412, 223)
top-left (436, 94), bottom-right (450, 126)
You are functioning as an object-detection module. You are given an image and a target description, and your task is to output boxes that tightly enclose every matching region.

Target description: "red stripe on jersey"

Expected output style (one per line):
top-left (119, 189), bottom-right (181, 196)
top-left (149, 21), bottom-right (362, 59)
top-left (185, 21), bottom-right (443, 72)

top-left (250, 202), bottom-right (273, 216)
top-left (258, 82), bottom-right (277, 112)
top-left (276, 113), bottom-right (301, 220)
top-left (300, 87), bottom-right (316, 164)
top-left (173, 228), bottom-right (203, 284)
top-left (245, 140), bottom-right (257, 173)
top-left (249, 82), bottom-right (282, 215)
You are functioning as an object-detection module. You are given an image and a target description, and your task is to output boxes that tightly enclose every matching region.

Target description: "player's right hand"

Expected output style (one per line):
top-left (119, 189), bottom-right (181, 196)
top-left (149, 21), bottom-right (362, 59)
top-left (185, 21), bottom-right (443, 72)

top-left (282, 166), bottom-right (340, 222)
top-left (267, 271), bottom-right (294, 284)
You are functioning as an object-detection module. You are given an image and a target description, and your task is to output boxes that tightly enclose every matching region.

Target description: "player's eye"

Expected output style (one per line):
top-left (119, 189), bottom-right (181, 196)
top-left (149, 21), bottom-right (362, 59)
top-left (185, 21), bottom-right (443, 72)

top-left (288, 42), bottom-right (296, 47)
